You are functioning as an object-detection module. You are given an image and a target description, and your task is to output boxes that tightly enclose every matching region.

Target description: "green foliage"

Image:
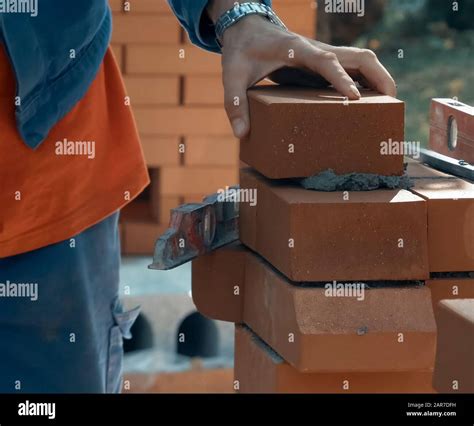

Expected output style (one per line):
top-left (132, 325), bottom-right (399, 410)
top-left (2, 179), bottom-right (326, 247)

top-left (425, 0), bottom-right (474, 30)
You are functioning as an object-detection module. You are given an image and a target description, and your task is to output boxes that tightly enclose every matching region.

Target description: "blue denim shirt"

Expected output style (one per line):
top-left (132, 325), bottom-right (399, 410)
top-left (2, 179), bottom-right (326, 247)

top-left (0, 0), bottom-right (271, 149)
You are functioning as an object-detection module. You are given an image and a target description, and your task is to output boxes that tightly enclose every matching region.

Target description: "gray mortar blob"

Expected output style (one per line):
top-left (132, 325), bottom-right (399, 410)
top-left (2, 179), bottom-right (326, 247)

top-left (300, 169), bottom-right (414, 192)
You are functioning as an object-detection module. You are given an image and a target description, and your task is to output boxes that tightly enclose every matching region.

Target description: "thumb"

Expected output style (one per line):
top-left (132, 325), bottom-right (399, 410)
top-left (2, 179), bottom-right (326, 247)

top-left (223, 71), bottom-right (250, 139)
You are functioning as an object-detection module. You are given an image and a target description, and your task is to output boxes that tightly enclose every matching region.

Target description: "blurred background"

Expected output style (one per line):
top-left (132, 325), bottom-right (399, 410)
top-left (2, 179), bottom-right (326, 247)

top-left (110, 0), bottom-right (474, 393)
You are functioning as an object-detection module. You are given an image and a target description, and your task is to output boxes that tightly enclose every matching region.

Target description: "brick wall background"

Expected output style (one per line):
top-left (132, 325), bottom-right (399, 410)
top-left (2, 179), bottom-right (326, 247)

top-left (109, 0), bottom-right (318, 254)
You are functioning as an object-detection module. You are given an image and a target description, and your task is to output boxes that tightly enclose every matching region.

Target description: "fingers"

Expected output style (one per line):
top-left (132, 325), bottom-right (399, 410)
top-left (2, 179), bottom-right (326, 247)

top-left (291, 39), bottom-right (361, 100)
top-left (357, 49), bottom-right (397, 97)
top-left (222, 62), bottom-right (251, 139)
top-left (305, 40), bottom-right (397, 97)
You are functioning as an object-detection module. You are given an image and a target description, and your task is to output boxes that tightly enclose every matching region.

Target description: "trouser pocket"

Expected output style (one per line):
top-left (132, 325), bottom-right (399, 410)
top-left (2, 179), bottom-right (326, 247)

top-left (106, 298), bottom-right (140, 393)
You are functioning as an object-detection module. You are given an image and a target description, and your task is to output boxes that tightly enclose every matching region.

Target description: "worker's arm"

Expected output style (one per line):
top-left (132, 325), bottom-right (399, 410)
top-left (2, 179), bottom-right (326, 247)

top-left (166, 0), bottom-right (271, 52)
top-left (169, 0), bottom-right (396, 139)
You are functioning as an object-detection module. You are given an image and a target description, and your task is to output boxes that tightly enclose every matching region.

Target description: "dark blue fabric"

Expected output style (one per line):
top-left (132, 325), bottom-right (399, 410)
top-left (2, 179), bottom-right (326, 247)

top-left (0, 0), bottom-right (111, 149)
top-left (167, 0), bottom-right (272, 52)
top-left (0, 212), bottom-right (139, 393)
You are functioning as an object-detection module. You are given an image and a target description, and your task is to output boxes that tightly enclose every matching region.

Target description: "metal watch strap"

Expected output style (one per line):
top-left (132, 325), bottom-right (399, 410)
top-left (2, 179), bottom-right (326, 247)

top-left (214, 2), bottom-right (287, 48)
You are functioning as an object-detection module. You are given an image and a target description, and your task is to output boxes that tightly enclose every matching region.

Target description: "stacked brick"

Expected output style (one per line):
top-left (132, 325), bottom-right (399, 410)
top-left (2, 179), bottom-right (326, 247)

top-left (109, 0), bottom-right (318, 254)
top-left (192, 88), bottom-right (474, 393)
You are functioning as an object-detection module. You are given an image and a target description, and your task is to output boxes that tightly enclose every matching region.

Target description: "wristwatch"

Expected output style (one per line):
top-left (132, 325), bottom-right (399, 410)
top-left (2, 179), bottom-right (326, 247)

top-left (214, 2), bottom-right (288, 48)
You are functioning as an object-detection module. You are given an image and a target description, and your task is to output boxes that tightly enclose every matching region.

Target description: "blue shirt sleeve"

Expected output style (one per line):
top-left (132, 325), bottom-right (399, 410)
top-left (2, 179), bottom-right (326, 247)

top-left (167, 0), bottom-right (272, 53)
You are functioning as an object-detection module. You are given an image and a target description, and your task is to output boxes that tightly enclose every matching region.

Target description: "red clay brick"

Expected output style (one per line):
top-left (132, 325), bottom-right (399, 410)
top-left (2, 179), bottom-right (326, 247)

top-left (133, 107), bottom-right (232, 136)
top-left (184, 137), bottom-right (239, 166)
top-left (426, 277), bottom-right (474, 311)
top-left (240, 167), bottom-right (429, 281)
top-left (160, 167), bottom-right (239, 196)
top-left (184, 76), bottom-right (224, 105)
top-left (124, 369), bottom-right (234, 393)
top-left (120, 194), bottom-right (168, 254)
top-left (126, 45), bottom-right (221, 75)
top-left (245, 251), bottom-right (436, 372)
top-left (158, 196), bottom-right (181, 225)
top-left (182, 195), bottom-right (205, 204)
top-left (124, 76), bottom-right (180, 105)
top-left (234, 326), bottom-right (435, 393)
top-left (429, 98), bottom-right (474, 163)
top-left (122, 221), bottom-right (167, 255)
top-left (273, 2), bottom-right (316, 37)
top-left (148, 169), bottom-right (181, 224)
top-left (193, 244), bottom-right (436, 372)
top-left (112, 15), bottom-right (181, 44)
top-left (408, 161), bottom-right (474, 272)
top-left (192, 243), bottom-right (246, 323)
top-left (120, 199), bottom-right (154, 223)
top-left (241, 87), bottom-right (405, 179)
top-left (140, 136), bottom-right (181, 167)
top-left (433, 299), bottom-right (474, 393)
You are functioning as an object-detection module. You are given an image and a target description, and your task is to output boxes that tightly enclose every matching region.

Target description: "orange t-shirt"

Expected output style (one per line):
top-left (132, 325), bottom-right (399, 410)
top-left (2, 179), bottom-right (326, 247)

top-left (0, 45), bottom-right (150, 257)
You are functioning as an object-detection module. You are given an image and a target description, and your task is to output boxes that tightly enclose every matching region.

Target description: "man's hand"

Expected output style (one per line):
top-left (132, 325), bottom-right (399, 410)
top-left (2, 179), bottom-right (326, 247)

top-left (207, 1), bottom-right (397, 139)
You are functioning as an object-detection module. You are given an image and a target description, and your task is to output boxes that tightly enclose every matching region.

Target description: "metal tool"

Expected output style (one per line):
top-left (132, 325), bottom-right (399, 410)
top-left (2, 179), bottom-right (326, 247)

top-left (149, 187), bottom-right (240, 270)
top-left (416, 148), bottom-right (473, 181)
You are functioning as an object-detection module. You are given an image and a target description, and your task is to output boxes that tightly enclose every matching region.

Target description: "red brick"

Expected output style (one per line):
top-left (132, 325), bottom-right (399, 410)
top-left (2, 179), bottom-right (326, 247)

top-left (241, 87), bottom-right (405, 179)
top-left (433, 299), bottom-right (474, 393)
top-left (140, 136), bottom-right (181, 167)
top-left (126, 45), bottom-right (221, 75)
top-left (192, 243), bottom-right (246, 323)
top-left (124, 76), bottom-right (180, 105)
top-left (120, 192), bottom-right (168, 254)
top-left (133, 107), bottom-right (232, 136)
top-left (426, 277), bottom-right (474, 311)
top-left (234, 326), bottom-right (435, 393)
top-left (112, 15), bottom-right (180, 44)
top-left (273, 2), bottom-right (316, 37)
top-left (122, 221), bottom-right (167, 255)
top-left (124, 369), bottom-right (234, 393)
top-left (148, 169), bottom-right (181, 224)
top-left (240, 167), bottom-right (429, 281)
top-left (183, 195), bottom-right (205, 204)
top-left (193, 244), bottom-right (436, 372)
top-left (408, 161), bottom-right (474, 272)
top-left (121, 199), bottom-right (154, 223)
top-left (160, 167), bottom-right (239, 196)
top-left (184, 137), bottom-right (239, 166)
top-left (159, 196), bottom-right (181, 225)
top-left (184, 76), bottom-right (224, 105)
top-left (429, 98), bottom-right (474, 163)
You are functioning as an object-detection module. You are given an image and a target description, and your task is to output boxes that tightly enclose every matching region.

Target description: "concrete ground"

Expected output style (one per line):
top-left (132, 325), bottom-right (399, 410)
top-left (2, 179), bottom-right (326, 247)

top-left (120, 256), bottom-right (235, 378)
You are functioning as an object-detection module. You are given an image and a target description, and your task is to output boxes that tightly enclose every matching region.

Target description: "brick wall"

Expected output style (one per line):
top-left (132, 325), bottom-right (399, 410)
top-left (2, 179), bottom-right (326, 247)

top-left (191, 89), bottom-right (474, 393)
top-left (109, 0), bottom-right (318, 254)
